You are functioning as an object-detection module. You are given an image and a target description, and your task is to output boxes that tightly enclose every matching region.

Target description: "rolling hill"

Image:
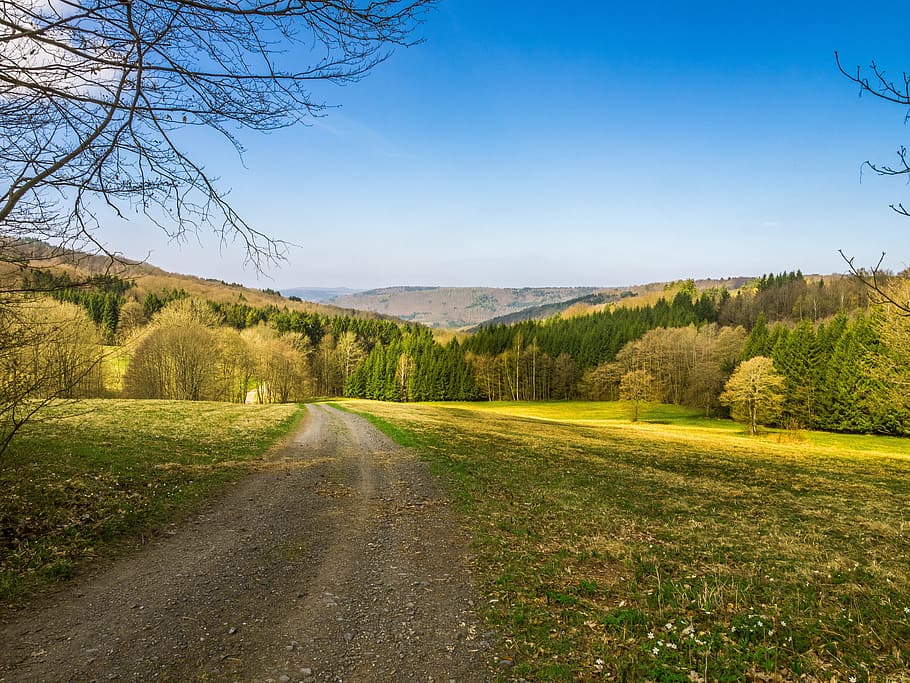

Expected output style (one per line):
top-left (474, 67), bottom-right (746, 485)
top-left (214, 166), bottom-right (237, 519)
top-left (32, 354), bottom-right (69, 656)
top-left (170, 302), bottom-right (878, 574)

top-left (7, 241), bottom-right (757, 330)
top-left (319, 286), bottom-right (603, 329)
top-left (1, 241), bottom-right (383, 321)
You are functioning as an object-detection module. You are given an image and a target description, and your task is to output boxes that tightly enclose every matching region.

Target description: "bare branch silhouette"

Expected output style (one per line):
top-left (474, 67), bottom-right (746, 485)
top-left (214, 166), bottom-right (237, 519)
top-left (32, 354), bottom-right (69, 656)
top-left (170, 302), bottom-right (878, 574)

top-left (1, 0), bottom-right (434, 268)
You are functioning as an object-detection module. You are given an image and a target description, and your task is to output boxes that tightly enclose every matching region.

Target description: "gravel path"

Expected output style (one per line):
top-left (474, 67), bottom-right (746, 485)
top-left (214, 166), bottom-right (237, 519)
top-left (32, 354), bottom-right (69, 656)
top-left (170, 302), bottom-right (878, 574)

top-left (0, 404), bottom-right (495, 682)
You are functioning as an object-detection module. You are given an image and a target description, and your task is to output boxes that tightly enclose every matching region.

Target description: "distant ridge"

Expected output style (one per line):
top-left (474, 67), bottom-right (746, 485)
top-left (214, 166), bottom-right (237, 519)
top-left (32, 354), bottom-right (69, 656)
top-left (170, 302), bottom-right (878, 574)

top-left (469, 292), bottom-right (621, 330)
top-left (323, 286), bottom-right (602, 329)
top-left (280, 286), bottom-right (364, 303)
top-left (278, 279), bottom-right (761, 329)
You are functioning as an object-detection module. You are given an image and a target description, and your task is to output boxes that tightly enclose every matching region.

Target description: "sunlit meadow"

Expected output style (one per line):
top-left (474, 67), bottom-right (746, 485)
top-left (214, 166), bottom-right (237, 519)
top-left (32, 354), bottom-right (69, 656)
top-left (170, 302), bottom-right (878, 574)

top-left (348, 400), bottom-right (910, 682)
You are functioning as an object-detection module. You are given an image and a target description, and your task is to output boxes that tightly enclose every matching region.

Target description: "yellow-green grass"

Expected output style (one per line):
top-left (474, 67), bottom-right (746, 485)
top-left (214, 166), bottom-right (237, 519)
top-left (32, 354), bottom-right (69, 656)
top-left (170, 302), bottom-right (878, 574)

top-left (346, 400), bottom-right (910, 682)
top-left (448, 401), bottom-right (910, 460)
top-left (0, 400), bottom-right (301, 602)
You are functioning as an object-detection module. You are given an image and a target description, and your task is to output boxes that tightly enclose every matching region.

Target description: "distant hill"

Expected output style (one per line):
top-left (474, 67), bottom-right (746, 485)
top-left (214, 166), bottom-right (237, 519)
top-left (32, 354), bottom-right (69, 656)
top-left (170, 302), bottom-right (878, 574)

top-left (324, 286), bottom-right (603, 329)
top-left (463, 277), bottom-right (756, 329)
top-left (281, 286), bottom-right (364, 303)
top-left (468, 292), bottom-right (622, 329)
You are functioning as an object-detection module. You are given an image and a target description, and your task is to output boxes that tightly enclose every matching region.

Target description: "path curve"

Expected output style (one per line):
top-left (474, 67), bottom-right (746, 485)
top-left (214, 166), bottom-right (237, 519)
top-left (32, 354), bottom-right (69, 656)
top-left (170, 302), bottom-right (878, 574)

top-left (0, 405), bottom-right (493, 682)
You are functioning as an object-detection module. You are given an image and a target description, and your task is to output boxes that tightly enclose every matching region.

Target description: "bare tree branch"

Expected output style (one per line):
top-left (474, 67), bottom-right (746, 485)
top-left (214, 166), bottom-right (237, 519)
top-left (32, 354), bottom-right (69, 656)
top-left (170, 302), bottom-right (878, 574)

top-left (836, 52), bottom-right (910, 312)
top-left (838, 249), bottom-right (910, 316)
top-left (836, 52), bottom-right (910, 188)
top-left (1, 0), bottom-right (434, 268)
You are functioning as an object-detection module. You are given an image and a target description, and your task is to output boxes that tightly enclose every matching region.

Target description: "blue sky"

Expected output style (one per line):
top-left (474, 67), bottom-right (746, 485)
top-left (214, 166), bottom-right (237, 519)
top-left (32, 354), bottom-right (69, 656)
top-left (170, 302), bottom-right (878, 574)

top-left (103, 1), bottom-right (910, 289)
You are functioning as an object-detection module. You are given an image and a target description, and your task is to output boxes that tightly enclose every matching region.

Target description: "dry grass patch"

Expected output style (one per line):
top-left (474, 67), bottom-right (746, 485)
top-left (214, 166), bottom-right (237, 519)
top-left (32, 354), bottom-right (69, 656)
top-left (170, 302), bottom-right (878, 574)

top-left (347, 400), bottom-right (910, 682)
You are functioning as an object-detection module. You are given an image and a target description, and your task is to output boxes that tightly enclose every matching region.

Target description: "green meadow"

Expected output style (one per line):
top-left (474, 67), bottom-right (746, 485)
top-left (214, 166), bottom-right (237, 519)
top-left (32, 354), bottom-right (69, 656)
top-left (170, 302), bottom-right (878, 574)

top-left (348, 400), bottom-right (910, 682)
top-left (0, 400), bottom-right (301, 601)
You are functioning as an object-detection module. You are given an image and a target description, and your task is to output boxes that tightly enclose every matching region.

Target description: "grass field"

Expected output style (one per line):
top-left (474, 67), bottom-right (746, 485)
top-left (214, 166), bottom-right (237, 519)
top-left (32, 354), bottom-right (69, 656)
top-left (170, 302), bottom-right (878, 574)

top-left (347, 400), bottom-right (910, 682)
top-left (0, 400), bottom-right (301, 602)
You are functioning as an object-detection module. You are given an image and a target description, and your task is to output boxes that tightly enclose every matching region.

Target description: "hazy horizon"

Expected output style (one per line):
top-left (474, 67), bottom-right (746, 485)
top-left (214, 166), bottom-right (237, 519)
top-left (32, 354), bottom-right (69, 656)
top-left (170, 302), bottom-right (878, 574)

top-left (281, 276), bottom-right (762, 295)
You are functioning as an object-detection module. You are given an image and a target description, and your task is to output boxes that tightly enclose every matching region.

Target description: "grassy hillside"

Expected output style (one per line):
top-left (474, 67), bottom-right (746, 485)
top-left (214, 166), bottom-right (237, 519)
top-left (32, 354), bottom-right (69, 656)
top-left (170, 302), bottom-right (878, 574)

top-left (348, 400), bottom-right (910, 682)
top-left (1, 241), bottom-right (382, 319)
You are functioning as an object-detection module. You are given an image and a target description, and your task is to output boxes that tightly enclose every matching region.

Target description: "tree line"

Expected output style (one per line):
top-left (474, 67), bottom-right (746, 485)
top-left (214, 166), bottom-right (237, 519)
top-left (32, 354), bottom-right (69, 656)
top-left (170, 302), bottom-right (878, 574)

top-left (3, 269), bottom-right (907, 458)
top-left (345, 332), bottom-right (478, 402)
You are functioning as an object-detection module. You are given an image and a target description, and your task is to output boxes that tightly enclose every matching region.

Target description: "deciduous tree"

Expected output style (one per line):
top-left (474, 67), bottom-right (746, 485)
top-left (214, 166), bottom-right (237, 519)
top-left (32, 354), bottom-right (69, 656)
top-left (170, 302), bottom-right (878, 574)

top-left (124, 298), bottom-right (219, 400)
top-left (719, 356), bottom-right (784, 435)
top-left (619, 369), bottom-right (655, 422)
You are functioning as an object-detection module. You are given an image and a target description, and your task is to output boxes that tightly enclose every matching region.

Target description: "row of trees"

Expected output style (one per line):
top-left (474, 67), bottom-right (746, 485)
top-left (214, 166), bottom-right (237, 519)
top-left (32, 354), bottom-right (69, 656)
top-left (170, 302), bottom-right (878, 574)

top-left (570, 301), bottom-right (910, 435)
top-left (115, 277), bottom-right (910, 435)
top-left (463, 289), bottom-right (722, 369)
top-left (124, 299), bottom-right (388, 403)
top-left (22, 270), bottom-right (136, 343)
top-left (716, 273), bottom-right (874, 328)
top-left (580, 324), bottom-right (747, 414)
top-left (3, 271), bottom-right (908, 456)
top-left (468, 342), bottom-right (580, 401)
top-left (124, 300), bottom-right (308, 402)
top-left (741, 309), bottom-right (909, 434)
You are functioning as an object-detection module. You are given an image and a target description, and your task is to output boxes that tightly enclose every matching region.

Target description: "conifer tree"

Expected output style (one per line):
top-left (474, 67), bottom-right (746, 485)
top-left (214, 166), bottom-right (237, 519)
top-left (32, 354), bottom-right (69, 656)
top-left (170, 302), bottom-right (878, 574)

top-left (742, 313), bottom-right (770, 359)
top-left (771, 321), bottom-right (820, 427)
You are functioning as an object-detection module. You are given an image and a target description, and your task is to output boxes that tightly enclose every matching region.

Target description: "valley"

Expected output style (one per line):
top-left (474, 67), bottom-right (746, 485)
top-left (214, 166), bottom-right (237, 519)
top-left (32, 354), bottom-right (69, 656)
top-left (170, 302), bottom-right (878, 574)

top-left (4, 3), bottom-right (910, 681)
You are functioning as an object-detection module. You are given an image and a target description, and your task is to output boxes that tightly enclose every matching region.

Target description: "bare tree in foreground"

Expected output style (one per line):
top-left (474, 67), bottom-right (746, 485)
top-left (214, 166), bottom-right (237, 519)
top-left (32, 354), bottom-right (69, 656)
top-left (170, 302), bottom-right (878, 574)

top-left (836, 52), bottom-right (910, 314)
top-left (1, 0), bottom-right (433, 267)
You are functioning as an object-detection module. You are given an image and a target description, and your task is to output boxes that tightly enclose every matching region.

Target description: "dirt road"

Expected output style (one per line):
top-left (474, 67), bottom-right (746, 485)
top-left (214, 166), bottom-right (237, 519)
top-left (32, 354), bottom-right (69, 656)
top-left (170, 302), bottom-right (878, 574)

top-left (0, 405), bottom-right (494, 682)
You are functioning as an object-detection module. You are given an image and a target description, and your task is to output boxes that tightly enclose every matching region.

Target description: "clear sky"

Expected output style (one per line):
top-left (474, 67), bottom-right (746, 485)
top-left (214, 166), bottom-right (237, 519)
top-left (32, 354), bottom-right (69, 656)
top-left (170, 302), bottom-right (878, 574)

top-left (99, 0), bottom-right (910, 290)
